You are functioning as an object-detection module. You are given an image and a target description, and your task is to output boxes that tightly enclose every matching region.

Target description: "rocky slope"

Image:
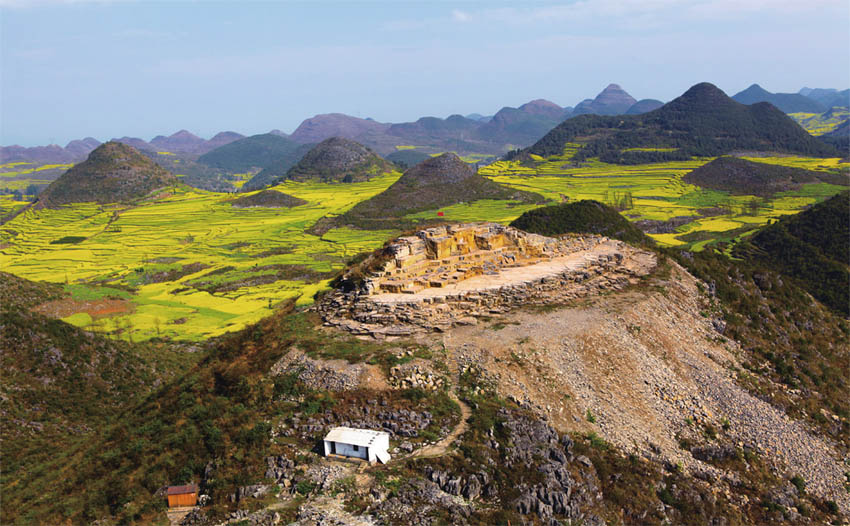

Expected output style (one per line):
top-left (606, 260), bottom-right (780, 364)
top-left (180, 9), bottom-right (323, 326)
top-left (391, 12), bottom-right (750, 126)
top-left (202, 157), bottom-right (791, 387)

top-left (439, 264), bottom-right (848, 512)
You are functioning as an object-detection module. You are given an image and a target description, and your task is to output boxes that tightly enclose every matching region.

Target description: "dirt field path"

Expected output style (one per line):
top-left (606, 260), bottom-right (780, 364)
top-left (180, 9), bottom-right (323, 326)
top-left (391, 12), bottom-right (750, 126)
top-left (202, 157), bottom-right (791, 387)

top-left (407, 390), bottom-right (470, 459)
top-left (166, 506), bottom-right (195, 526)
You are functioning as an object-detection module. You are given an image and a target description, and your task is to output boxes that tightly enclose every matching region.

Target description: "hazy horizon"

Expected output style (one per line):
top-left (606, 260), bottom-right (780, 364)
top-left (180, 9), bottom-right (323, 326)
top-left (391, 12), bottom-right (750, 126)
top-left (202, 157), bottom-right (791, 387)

top-left (2, 0), bottom-right (848, 147)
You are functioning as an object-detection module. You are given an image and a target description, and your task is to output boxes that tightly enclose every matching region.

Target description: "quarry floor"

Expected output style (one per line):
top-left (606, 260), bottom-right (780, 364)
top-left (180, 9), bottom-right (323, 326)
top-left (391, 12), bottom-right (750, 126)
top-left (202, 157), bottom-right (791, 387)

top-left (370, 238), bottom-right (647, 303)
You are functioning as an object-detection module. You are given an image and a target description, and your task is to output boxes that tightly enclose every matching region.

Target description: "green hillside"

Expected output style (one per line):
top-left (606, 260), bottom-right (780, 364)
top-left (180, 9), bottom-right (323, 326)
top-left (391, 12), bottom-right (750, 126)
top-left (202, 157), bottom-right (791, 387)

top-left (734, 191), bottom-right (849, 316)
top-left (38, 142), bottom-right (177, 207)
top-left (0, 272), bottom-right (195, 525)
top-left (1, 298), bottom-right (459, 525)
top-left (520, 83), bottom-right (839, 164)
top-left (510, 199), bottom-right (651, 246)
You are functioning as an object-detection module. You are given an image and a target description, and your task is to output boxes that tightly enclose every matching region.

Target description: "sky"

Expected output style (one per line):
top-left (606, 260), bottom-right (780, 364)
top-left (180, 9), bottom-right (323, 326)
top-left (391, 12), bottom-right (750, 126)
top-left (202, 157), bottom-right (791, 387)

top-left (1, 0), bottom-right (848, 146)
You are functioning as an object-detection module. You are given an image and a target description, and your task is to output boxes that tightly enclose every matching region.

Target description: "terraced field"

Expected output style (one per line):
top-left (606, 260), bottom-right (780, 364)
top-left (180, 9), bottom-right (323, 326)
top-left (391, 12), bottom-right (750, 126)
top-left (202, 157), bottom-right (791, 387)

top-left (0, 161), bottom-right (73, 191)
top-left (2, 149), bottom-right (846, 343)
top-left (1, 174), bottom-right (402, 341)
top-left (482, 148), bottom-right (848, 248)
top-left (789, 108), bottom-right (849, 136)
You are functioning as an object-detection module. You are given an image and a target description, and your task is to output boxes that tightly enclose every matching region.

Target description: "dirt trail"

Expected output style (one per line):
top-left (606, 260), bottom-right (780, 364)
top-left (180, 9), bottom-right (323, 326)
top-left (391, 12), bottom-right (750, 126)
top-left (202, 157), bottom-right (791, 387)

top-left (408, 390), bottom-right (471, 459)
top-left (166, 506), bottom-right (195, 526)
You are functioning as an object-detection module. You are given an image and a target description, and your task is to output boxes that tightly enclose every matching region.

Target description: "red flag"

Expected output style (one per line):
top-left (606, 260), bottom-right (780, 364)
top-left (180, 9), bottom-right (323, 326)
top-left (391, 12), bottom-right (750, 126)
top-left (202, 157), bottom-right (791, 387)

top-left (437, 211), bottom-right (444, 217)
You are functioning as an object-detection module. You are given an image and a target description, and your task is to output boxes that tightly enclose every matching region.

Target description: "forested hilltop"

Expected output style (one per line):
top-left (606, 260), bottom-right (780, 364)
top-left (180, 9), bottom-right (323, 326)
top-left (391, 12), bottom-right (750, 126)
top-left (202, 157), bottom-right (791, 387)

top-left (516, 83), bottom-right (838, 164)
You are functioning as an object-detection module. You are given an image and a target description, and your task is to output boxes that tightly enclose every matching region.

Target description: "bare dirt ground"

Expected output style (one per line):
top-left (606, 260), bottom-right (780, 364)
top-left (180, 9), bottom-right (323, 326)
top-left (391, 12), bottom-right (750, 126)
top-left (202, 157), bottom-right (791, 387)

top-left (166, 506), bottom-right (196, 526)
top-left (408, 391), bottom-right (471, 459)
top-left (427, 263), bottom-right (849, 513)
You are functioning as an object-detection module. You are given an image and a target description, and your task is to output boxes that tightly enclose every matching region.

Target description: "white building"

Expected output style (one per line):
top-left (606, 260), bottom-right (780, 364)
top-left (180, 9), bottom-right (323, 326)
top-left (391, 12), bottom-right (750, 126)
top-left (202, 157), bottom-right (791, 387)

top-left (323, 427), bottom-right (391, 464)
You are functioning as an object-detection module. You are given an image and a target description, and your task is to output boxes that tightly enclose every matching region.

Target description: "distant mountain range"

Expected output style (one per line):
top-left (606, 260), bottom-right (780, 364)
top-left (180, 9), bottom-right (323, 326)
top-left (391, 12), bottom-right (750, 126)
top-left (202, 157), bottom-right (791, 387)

top-left (732, 84), bottom-right (827, 113)
top-left (520, 82), bottom-right (839, 164)
top-left (732, 84), bottom-right (850, 114)
top-left (0, 130), bottom-right (245, 165)
top-left (0, 84), bottom-right (667, 166)
top-left (799, 87), bottom-right (850, 110)
top-left (4, 81), bottom-right (846, 188)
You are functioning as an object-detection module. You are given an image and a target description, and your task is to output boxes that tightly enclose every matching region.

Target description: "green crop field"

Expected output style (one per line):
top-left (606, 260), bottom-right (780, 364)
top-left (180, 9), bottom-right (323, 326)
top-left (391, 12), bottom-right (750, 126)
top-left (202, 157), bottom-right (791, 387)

top-left (2, 147), bottom-right (846, 343)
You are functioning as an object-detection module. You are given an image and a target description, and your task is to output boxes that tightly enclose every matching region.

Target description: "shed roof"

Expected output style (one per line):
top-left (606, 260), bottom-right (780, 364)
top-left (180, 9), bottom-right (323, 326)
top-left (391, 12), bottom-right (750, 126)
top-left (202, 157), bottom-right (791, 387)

top-left (166, 484), bottom-right (199, 496)
top-left (324, 426), bottom-right (389, 448)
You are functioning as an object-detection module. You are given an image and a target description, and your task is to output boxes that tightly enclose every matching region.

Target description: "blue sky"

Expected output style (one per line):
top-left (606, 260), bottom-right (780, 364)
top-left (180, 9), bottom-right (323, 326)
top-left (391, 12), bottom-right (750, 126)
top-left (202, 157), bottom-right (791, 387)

top-left (2, 0), bottom-right (848, 146)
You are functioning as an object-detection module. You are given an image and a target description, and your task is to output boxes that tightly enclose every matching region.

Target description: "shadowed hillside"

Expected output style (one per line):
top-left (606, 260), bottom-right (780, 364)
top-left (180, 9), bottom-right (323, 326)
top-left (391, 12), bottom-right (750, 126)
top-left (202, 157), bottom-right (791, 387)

top-left (331, 152), bottom-right (544, 230)
top-left (38, 142), bottom-right (177, 207)
top-left (385, 149), bottom-right (433, 168)
top-left (197, 133), bottom-right (305, 173)
top-left (626, 99), bottom-right (664, 114)
top-left (683, 156), bottom-right (849, 197)
top-left (281, 137), bottom-right (394, 183)
top-left (230, 189), bottom-right (307, 208)
top-left (510, 199), bottom-right (651, 246)
top-left (476, 99), bottom-right (569, 145)
top-left (733, 84), bottom-right (826, 113)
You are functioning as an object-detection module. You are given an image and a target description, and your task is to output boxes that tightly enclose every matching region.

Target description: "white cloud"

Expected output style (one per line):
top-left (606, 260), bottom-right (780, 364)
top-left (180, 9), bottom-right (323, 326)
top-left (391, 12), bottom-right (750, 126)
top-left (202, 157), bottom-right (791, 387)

top-left (451, 9), bottom-right (470, 22)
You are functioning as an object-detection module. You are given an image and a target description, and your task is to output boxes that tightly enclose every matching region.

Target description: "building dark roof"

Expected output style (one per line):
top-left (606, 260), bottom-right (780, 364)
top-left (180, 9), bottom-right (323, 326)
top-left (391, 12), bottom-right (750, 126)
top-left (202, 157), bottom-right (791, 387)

top-left (166, 484), bottom-right (199, 495)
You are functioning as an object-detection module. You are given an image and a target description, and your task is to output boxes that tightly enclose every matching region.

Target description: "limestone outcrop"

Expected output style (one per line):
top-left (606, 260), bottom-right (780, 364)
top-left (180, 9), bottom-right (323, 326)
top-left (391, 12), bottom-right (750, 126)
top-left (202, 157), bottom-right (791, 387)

top-left (317, 223), bottom-right (656, 337)
top-left (362, 223), bottom-right (596, 295)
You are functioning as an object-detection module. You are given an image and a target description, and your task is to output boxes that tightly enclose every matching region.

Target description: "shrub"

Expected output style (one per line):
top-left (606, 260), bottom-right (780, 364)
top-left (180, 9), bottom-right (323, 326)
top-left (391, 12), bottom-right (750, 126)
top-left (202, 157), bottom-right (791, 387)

top-left (295, 481), bottom-right (316, 496)
top-left (790, 475), bottom-right (806, 493)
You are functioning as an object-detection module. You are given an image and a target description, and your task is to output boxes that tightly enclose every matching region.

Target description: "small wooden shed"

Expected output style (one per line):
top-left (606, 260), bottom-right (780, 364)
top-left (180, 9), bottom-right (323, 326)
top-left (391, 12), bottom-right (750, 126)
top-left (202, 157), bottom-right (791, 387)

top-left (166, 484), bottom-right (199, 507)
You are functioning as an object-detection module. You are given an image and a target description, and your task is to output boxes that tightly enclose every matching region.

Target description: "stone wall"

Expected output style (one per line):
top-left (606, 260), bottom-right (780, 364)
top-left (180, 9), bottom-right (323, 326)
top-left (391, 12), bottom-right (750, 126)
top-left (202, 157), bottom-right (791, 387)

top-left (317, 224), bottom-right (656, 338)
top-left (363, 223), bottom-right (604, 295)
